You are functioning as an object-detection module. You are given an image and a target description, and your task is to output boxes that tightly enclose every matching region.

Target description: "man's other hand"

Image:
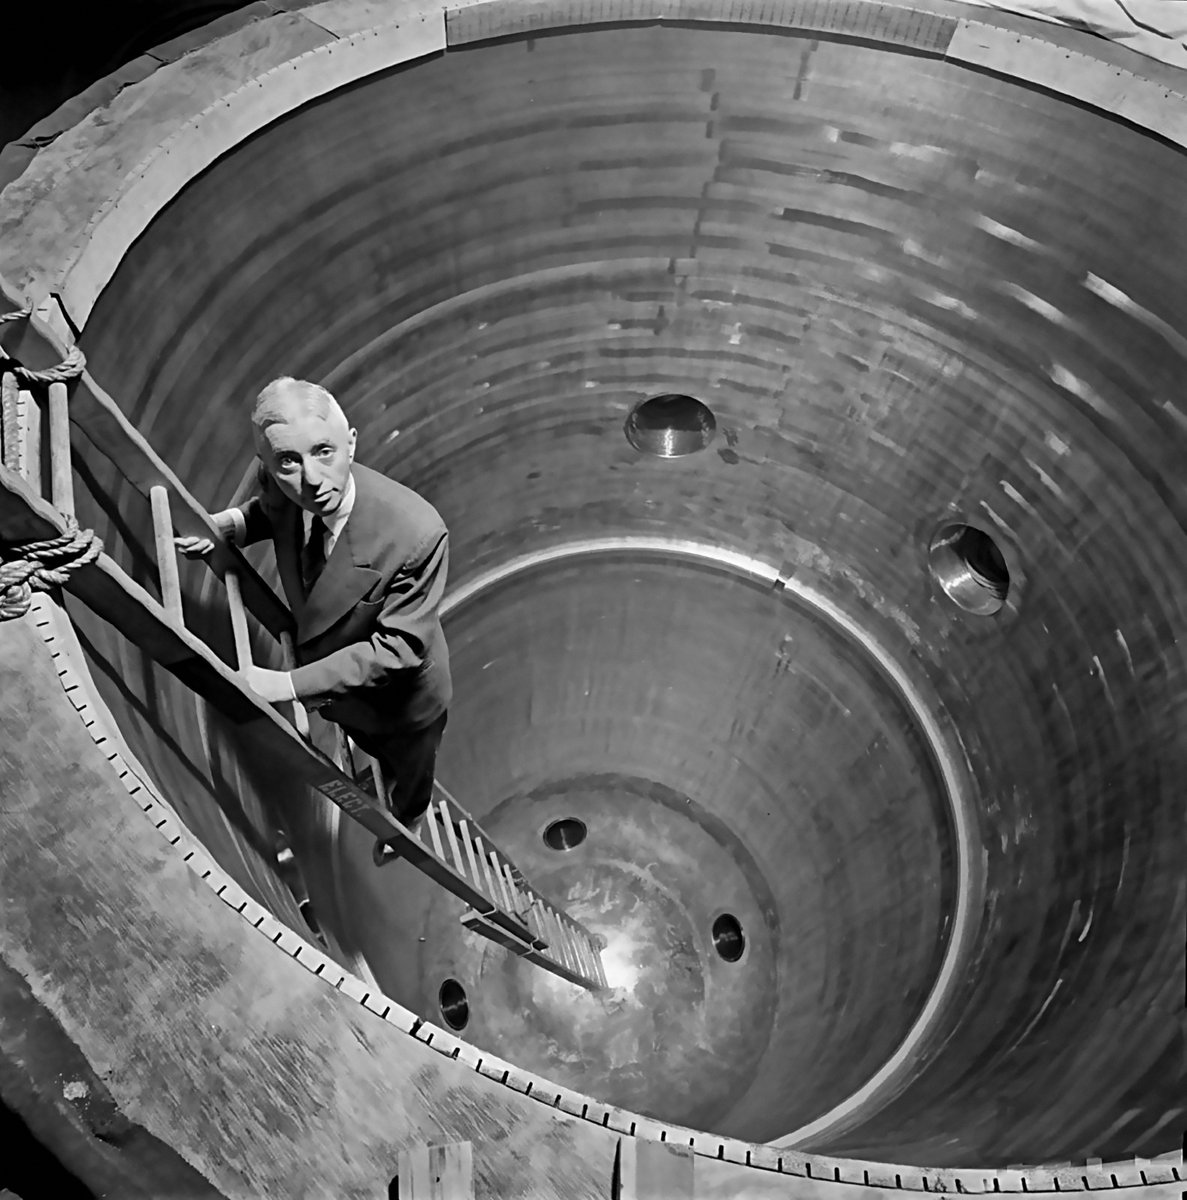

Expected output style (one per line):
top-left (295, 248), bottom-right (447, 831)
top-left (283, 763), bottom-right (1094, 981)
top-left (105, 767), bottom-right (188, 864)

top-left (174, 533), bottom-right (217, 558)
top-left (241, 665), bottom-right (297, 703)
top-left (174, 509), bottom-right (240, 558)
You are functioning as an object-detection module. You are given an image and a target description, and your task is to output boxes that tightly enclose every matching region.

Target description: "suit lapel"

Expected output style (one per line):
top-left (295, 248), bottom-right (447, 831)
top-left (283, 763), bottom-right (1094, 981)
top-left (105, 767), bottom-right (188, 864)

top-left (297, 475), bottom-right (382, 645)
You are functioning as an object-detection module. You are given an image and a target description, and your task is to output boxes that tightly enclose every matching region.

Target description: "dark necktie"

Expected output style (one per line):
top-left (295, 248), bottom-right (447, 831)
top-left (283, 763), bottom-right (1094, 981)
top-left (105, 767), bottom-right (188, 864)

top-left (300, 515), bottom-right (328, 597)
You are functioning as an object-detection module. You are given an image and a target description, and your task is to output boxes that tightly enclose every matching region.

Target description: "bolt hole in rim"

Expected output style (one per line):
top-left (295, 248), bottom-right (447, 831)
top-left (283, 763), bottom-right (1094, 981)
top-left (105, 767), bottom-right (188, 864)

top-left (439, 978), bottom-right (470, 1030)
top-left (712, 913), bottom-right (745, 962)
top-left (543, 817), bottom-right (588, 851)
top-left (928, 523), bottom-right (1010, 616)
top-left (625, 394), bottom-right (717, 457)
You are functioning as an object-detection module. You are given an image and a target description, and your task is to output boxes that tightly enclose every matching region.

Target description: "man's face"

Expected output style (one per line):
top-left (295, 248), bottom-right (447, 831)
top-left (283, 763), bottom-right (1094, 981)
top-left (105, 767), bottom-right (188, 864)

top-left (258, 409), bottom-right (357, 516)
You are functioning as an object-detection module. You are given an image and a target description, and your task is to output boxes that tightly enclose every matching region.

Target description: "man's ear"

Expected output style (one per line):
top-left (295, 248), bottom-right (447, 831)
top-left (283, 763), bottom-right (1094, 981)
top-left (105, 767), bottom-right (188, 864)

top-left (348, 427), bottom-right (358, 462)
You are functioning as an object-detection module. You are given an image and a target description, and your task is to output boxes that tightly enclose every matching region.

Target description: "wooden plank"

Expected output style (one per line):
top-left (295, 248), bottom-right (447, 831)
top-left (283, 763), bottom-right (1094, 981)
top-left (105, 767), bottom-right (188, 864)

top-left (428, 1141), bottom-right (473, 1199)
top-left (396, 1138), bottom-right (474, 1198)
top-left (397, 1143), bottom-right (433, 1198)
top-left (18, 387), bottom-right (41, 496)
top-left (47, 382), bottom-right (74, 517)
top-left (149, 485), bottom-right (184, 626)
top-left (616, 1137), bottom-right (696, 1199)
top-left (0, 370), bottom-right (15, 471)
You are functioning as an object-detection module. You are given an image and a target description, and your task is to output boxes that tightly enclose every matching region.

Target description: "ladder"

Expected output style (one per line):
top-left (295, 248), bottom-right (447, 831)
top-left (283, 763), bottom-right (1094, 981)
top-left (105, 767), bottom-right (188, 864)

top-left (0, 283), bottom-right (607, 992)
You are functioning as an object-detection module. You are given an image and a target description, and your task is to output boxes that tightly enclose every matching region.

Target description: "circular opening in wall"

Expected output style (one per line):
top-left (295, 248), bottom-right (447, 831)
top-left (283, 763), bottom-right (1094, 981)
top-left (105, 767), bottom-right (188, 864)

top-left (543, 817), bottom-right (587, 852)
top-left (712, 914), bottom-right (745, 963)
top-left (439, 979), bottom-right (469, 1031)
top-left (928, 523), bottom-right (1010, 616)
top-left (625, 394), bottom-right (716, 457)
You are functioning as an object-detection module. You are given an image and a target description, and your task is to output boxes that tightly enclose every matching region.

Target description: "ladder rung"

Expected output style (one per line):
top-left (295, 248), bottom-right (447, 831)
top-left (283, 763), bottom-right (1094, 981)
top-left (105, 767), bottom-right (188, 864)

top-left (457, 819), bottom-right (485, 893)
top-left (424, 802), bottom-right (446, 859)
top-left (224, 567), bottom-right (252, 670)
top-left (47, 381), bottom-right (73, 517)
top-left (438, 800), bottom-right (468, 878)
top-left (471, 835), bottom-right (500, 906)
top-left (485, 847), bottom-right (514, 913)
top-left (544, 907), bottom-right (577, 976)
top-left (149, 485), bottom-right (184, 626)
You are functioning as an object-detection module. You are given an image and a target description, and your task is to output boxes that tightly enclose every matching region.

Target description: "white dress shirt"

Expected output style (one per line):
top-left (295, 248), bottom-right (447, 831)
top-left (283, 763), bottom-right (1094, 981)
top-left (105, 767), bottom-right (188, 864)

top-left (303, 472), bottom-right (357, 562)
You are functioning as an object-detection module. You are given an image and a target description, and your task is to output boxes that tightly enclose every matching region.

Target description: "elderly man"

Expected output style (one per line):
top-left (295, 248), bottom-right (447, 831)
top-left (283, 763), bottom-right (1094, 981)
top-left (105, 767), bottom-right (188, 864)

top-left (178, 377), bottom-right (451, 826)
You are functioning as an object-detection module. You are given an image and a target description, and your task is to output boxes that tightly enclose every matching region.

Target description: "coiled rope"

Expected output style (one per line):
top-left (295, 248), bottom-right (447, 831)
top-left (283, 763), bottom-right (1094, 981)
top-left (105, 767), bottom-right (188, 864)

top-left (5, 344), bottom-right (87, 385)
top-left (1, 303), bottom-right (87, 471)
top-left (0, 305), bottom-right (98, 617)
top-left (0, 519), bottom-right (103, 621)
top-left (0, 301), bottom-right (87, 382)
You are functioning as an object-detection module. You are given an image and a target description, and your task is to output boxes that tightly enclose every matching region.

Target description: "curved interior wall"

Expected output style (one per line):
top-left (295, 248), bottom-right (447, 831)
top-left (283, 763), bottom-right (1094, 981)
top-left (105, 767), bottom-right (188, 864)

top-left (333, 552), bottom-right (955, 1140)
top-left (46, 19), bottom-right (1187, 1165)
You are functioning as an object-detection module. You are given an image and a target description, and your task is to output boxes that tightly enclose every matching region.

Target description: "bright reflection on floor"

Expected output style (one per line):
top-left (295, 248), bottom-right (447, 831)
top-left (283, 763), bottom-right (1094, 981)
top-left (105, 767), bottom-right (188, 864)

top-left (598, 934), bottom-right (641, 991)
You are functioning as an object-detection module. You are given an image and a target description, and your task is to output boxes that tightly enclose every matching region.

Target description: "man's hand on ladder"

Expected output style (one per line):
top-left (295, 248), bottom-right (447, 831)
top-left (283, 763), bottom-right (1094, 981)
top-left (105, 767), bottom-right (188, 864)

top-left (174, 508), bottom-right (240, 558)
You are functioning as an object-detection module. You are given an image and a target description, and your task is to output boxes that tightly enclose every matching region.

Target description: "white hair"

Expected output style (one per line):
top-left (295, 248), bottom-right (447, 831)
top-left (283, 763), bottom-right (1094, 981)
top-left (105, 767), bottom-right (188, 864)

top-left (251, 377), bottom-right (347, 436)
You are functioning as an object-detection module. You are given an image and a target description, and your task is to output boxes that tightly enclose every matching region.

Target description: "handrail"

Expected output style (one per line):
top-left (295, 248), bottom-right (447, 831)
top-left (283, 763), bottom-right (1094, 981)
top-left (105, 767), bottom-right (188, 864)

top-left (0, 291), bottom-right (606, 992)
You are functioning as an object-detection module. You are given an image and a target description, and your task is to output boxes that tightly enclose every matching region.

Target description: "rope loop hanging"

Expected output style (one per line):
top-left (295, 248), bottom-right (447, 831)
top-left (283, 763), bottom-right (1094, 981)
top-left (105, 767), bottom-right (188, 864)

top-left (8, 344), bottom-right (87, 386)
top-left (0, 303), bottom-right (32, 325)
top-left (0, 517), bottom-right (103, 621)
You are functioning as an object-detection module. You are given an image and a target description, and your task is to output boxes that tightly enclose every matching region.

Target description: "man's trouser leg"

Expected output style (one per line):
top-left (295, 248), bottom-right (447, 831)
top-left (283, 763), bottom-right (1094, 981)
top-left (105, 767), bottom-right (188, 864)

top-left (350, 711), bottom-right (448, 825)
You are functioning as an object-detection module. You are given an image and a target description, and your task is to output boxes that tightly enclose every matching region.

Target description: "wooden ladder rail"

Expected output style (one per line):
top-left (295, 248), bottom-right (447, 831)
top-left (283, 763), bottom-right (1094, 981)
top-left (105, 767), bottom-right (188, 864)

top-left (0, 289), bottom-right (606, 991)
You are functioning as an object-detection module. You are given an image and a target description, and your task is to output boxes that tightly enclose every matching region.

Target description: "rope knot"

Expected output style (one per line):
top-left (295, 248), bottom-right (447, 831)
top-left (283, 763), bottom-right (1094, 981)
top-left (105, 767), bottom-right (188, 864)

top-left (0, 518), bottom-right (103, 621)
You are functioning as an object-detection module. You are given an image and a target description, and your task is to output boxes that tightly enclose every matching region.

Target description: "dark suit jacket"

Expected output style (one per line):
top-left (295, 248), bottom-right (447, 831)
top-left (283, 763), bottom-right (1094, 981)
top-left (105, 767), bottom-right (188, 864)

top-left (238, 462), bottom-right (452, 735)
